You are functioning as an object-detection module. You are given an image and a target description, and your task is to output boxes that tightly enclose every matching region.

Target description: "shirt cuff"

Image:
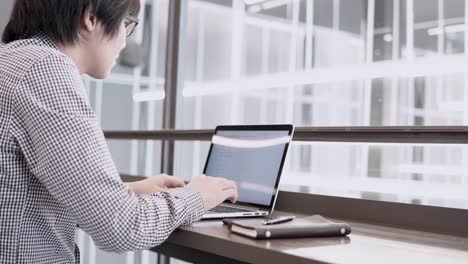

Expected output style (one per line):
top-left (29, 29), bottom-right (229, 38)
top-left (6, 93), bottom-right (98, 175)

top-left (167, 187), bottom-right (205, 224)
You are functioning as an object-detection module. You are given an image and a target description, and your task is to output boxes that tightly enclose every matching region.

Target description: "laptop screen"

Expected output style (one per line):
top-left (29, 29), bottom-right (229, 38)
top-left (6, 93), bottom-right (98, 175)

top-left (203, 126), bottom-right (293, 207)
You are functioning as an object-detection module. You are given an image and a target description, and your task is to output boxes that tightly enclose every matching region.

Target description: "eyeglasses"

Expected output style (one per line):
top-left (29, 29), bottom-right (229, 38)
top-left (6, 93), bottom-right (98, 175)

top-left (124, 15), bottom-right (139, 37)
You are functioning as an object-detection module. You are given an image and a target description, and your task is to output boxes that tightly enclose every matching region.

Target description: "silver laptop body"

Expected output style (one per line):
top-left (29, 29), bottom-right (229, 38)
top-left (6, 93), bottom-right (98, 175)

top-left (201, 124), bottom-right (294, 219)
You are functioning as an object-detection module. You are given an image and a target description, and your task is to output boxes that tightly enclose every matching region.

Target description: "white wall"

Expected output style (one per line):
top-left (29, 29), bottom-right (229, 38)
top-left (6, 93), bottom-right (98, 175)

top-left (0, 0), bottom-right (14, 37)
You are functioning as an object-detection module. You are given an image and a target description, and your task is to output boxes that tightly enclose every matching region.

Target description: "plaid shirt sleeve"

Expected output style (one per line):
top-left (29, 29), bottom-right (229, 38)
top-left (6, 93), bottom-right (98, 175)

top-left (11, 51), bottom-right (205, 253)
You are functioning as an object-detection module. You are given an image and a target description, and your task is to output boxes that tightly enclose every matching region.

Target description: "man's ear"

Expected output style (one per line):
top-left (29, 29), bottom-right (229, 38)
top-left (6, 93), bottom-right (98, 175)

top-left (81, 8), bottom-right (97, 34)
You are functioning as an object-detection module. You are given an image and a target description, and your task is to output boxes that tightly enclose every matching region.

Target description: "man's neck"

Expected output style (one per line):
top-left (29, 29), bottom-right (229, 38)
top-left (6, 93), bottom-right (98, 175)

top-left (56, 43), bottom-right (88, 75)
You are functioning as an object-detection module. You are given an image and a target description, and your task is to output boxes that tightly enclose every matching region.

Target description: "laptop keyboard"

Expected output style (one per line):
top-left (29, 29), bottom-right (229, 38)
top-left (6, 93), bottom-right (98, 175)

top-left (210, 205), bottom-right (254, 213)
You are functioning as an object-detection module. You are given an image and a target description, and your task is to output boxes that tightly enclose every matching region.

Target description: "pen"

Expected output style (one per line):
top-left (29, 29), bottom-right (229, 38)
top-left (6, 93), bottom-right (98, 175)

top-left (262, 216), bottom-right (295, 225)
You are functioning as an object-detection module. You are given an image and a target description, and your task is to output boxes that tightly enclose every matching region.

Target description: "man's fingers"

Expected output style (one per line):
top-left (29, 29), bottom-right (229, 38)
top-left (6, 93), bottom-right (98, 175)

top-left (165, 177), bottom-right (186, 188)
top-left (223, 188), bottom-right (238, 203)
top-left (220, 180), bottom-right (237, 191)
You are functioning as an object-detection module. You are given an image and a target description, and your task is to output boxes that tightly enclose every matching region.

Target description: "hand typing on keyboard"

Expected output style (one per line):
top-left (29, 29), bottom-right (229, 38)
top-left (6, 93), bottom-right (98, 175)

top-left (186, 175), bottom-right (238, 211)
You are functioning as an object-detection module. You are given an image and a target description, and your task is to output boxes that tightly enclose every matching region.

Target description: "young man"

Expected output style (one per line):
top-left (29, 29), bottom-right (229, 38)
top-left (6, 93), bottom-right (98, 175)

top-left (0, 1), bottom-right (238, 263)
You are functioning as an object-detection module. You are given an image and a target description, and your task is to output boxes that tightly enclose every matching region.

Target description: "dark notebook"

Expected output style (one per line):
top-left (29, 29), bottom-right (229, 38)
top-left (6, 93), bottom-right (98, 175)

top-left (227, 215), bottom-right (351, 239)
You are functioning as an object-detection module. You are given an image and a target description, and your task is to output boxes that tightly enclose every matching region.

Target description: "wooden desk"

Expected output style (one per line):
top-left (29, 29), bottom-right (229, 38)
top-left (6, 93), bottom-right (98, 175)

top-left (151, 211), bottom-right (468, 264)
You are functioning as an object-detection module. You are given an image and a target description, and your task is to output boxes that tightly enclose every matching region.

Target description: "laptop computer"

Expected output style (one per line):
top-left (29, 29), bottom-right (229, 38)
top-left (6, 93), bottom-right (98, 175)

top-left (201, 124), bottom-right (294, 219)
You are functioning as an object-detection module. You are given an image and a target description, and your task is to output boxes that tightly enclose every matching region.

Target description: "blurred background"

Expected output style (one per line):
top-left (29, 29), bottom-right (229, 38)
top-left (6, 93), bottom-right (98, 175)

top-left (2, 0), bottom-right (468, 263)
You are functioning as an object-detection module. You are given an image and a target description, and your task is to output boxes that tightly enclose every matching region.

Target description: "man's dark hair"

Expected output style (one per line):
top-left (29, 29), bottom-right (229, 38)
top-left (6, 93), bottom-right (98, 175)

top-left (2, 0), bottom-right (140, 44)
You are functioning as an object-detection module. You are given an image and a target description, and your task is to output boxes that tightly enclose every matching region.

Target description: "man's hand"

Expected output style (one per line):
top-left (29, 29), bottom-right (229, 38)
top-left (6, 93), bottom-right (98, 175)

top-left (128, 174), bottom-right (186, 195)
top-left (185, 175), bottom-right (238, 211)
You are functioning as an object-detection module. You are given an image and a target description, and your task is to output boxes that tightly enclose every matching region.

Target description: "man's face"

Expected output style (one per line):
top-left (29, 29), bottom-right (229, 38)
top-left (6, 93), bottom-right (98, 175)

top-left (85, 20), bottom-right (127, 79)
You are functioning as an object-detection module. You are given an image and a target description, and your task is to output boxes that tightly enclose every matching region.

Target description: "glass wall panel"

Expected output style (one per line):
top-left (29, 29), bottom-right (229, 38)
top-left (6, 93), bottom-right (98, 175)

top-left (176, 0), bottom-right (467, 129)
top-left (173, 0), bottom-right (468, 214)
top-left (90, 0), bottom-right (169, 178)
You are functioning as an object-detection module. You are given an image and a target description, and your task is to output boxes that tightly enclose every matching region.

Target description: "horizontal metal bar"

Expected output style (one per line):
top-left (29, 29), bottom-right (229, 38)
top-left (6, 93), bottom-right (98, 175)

top-left (105, 129), bottom-right (214, 141)
top-left (104, 126), bottom-right (468, 144)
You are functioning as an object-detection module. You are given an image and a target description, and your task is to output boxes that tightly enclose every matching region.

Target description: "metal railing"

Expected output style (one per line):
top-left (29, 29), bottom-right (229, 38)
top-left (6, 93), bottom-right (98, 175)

top-left (105, 126), bottom-right (468, 144)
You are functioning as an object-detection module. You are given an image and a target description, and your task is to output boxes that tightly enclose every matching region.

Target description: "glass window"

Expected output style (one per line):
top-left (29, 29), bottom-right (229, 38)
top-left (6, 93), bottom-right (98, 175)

top-left (84, 1), bottom-right (170, 177)
top-left (173, 0), bottom-right (468, 212)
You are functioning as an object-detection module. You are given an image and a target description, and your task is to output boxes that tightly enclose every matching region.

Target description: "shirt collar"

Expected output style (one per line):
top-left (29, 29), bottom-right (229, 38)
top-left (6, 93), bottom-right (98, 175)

top-left (31, 32), bottom-right (59, 51)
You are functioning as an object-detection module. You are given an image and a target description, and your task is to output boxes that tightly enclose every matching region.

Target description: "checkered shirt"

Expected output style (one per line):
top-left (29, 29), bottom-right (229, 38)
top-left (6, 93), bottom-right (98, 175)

top-left (0, 33), bottom-right (205, 264)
